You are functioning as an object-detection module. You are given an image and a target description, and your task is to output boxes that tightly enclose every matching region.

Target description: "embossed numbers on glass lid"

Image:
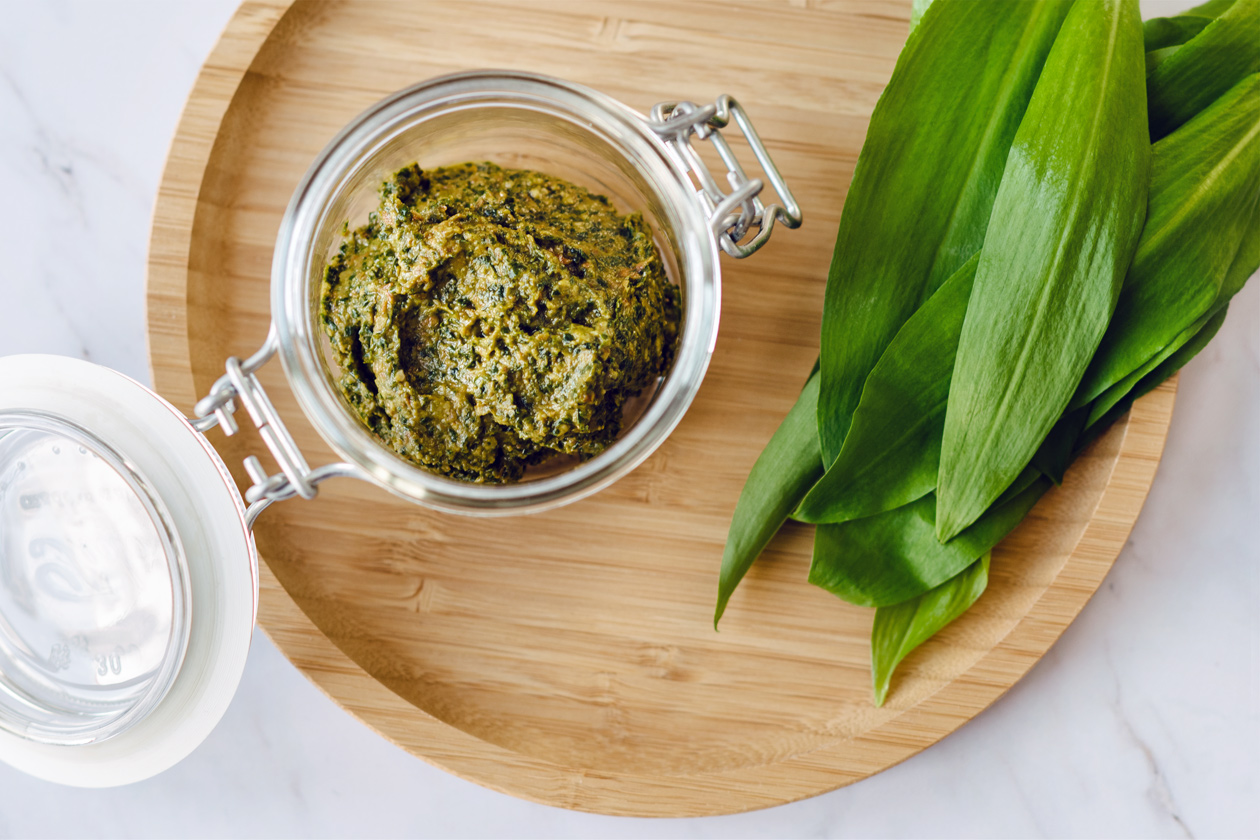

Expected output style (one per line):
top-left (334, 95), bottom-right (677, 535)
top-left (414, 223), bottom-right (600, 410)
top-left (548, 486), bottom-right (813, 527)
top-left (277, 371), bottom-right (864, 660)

top-left (0, 71), bottom-right (798, 785)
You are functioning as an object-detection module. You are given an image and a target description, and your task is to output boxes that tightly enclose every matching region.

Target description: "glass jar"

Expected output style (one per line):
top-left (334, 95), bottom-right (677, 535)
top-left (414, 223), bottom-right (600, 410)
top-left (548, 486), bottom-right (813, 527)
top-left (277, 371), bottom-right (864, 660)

top-left (221, 69), bottom-right (802, 517)
top-left (0, 70), bottom-right (798, 784)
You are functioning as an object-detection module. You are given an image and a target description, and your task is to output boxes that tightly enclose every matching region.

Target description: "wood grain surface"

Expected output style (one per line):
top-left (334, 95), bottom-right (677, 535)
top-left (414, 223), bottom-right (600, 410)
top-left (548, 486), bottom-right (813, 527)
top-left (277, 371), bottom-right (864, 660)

top-left (145, 0), bottom-right (1176, 816)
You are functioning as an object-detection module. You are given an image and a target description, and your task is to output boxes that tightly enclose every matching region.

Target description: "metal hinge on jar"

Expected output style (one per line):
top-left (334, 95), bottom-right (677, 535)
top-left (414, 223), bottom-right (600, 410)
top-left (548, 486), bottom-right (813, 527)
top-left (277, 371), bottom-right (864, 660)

top-left (649, 95), bottom-right (802, 258)
top-left (190, 326), bottom-right (359, 527)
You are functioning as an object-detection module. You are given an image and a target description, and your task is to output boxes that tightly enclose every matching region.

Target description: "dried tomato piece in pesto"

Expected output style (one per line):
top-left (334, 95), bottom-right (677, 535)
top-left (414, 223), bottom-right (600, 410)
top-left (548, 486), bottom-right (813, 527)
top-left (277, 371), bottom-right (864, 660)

top-left (320, 162), bottom-right (680, 483)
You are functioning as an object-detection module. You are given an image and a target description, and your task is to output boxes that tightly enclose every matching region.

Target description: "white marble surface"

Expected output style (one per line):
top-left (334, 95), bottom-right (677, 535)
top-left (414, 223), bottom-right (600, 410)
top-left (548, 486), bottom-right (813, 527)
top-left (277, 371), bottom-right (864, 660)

top-left (0, 1), bottom-right (1256, 836)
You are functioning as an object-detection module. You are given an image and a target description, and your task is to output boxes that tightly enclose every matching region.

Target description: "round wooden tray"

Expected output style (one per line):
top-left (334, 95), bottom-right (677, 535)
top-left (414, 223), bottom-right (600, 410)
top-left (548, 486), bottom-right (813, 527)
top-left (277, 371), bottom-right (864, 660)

top-left (146, 0), bottom-right (1175, 817)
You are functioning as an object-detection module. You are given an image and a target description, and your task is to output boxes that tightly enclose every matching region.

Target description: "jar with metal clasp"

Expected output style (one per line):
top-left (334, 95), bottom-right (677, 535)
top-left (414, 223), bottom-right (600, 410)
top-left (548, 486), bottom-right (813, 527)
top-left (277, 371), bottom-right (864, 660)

top-left (0, 70), bottom-right (801, 785)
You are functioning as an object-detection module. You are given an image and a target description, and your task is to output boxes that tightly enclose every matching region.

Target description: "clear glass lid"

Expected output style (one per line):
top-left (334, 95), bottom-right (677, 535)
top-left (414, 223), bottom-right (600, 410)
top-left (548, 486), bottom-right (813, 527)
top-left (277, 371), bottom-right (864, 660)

top-left (0, 354), bottom-right (256, 788)
top-left (0, 411), bottom-right (191, 746)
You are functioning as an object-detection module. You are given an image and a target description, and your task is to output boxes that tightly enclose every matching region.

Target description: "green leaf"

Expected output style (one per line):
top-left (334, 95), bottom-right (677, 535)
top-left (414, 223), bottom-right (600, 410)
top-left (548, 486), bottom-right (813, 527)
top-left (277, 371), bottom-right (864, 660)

top-left (715, 372), bottom-right (823, 627)
top-left (795, 254), bottom-right (978, 525)
top-left (871, 554), bottom-right (990, 706)
top-left (1184, 0), bottom-right (1238, 16)
top-left (1074, 73), bottom-right (1260, 409)
top-left (1214, 193), bottom-right (1260, 305)
top-left (808, 468), bottom-right (1044, 609)
top-left (1063, 192), bottom-right (1257, 456)
top-left (909, 0), bottom-right (935, 36)
top-left (817, 0), bottom-right (1073, 464)
top-left (1086, 190), bottom-right (1259, 426)
top-left (1087, 308), bottom-right (1214, 425)
top-left (793, 72), bottom-right (1253, 516)
top-left (1146, 45), bottom-right (1182, 76)
top-left (1029, 405), bottom-right (1090, 486)
top-left (1128, 306), bottom-right (1229, 401)
top-left (1081, 305), bottom-right (1230, 448)
top-left (1143, 15), bottom-right (1211, 51)
top-left (1147, 0), bottom-right (1260, 140)
top-left (937, 0), bottom-right (1149, 541)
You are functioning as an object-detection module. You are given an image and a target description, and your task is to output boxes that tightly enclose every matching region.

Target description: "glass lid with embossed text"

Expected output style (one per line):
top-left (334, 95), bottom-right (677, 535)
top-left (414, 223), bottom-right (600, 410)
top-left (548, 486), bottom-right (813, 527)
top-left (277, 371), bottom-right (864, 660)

top-left (0, 411), bottom-right (190, 746)
top-left (0, 355), bottom-right (257, 788)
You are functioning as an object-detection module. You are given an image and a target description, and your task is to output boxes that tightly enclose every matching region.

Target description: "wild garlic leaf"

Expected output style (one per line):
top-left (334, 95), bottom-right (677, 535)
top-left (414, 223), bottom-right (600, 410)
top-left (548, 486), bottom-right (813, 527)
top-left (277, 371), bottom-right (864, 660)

top-left (816, 0), bottom-right (1073, 464)
top-left (808, 468), bottom-right (1043, 609)
top-left (1146, 46), bottom-right (1183, 76)
top-left (1143, 15), bottom-right (1211, 51)
top-left (1074, 73), bottom-right (1260, 409)
top-left (795, 254), bottom-right (978, 525)
top-left (1089, 312), bottom-right (1217, 424)
top-left (1082, 306), bottom-right (1230, 449)
top-left (871, 554), bottom-right (989, 707)
top-left (937, 0), bottom-right (1149, 542)
top-left (715, 372), bottom-right (823, 626)
top-left (1029, 406), bottom-right (1090, 486)
top-left (1087, 192), bottom-right (1259, 426)
top-left (1212, 196), bottom-right (1260, 305)
top-left (1088, 312), bottom-right (1216, 425)
top-left (1184, 0), bottom-right (1238, 16)
top-left (1147, 0), bottom-right (1260, 139)
top-left (1049, 192), bottom-right (1256, 467)
top-left (909, 0), bottom-right (935, 36)
top-left (795, 67), bottom-right (1257, 512)
top-left (1118, 306), bottom-right (1229, 410)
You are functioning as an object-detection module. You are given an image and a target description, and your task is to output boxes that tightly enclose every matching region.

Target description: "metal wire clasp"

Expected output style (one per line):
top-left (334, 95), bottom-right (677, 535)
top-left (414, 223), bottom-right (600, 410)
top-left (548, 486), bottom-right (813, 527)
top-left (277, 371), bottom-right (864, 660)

top-left (190, 325), bottom-right (358, 527)
top-left (649, 95), bottom-right (802, 258)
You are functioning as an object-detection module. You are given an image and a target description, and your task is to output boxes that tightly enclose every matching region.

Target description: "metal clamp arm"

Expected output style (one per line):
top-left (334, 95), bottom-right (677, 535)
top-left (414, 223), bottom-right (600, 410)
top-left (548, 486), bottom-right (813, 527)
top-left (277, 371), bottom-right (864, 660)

top-left (190, 324), bottom-right (360, 526)
top-left (649, 95), bottom-right (802, 258)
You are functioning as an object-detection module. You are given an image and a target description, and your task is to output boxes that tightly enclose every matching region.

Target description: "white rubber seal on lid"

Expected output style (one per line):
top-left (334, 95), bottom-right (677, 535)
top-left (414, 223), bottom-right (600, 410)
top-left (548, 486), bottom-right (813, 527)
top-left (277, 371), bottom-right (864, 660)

top-left (0, 355), bottom-right (256, 786)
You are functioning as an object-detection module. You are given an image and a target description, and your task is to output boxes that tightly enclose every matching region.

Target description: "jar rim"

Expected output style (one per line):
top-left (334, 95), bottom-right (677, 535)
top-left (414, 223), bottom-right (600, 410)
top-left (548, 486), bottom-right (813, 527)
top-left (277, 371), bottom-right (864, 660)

top-left (271, 70), bottom-right (720, 514)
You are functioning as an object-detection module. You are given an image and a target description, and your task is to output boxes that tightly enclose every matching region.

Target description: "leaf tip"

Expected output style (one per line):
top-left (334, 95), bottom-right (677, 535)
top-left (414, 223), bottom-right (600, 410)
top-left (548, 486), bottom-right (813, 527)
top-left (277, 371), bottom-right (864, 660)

top-left (713, 592), bottom-right (730, 631)
top-left (872, 675), bottom-right (890, 707)
top-left (934, 503), bottom-right (966, 543)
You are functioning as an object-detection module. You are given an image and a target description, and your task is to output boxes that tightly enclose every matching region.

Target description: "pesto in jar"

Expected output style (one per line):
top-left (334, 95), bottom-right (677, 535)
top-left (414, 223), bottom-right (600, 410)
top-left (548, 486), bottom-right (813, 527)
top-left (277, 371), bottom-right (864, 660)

top-left (320, 162), bottom-right (680, 483)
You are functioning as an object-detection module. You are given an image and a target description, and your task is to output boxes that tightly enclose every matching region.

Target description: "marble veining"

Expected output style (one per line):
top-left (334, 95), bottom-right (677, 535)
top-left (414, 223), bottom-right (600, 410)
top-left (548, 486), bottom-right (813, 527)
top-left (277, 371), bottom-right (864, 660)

top-left (0, 1), bottom-right (1255, 837)
top-left (1106, 642), bottom-right (1193, 839)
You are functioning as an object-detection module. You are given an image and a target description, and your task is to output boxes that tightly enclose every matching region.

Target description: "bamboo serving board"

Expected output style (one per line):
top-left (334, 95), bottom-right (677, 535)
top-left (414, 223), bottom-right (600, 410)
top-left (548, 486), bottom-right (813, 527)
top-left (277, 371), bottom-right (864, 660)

top-left (146, 0), bottom-right (1176, 817)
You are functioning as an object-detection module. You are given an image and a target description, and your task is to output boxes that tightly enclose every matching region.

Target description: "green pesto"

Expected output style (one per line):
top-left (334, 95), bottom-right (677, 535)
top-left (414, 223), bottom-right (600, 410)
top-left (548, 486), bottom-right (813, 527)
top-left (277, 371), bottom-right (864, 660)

top-left (320, 162), bottom-right (680, 483)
